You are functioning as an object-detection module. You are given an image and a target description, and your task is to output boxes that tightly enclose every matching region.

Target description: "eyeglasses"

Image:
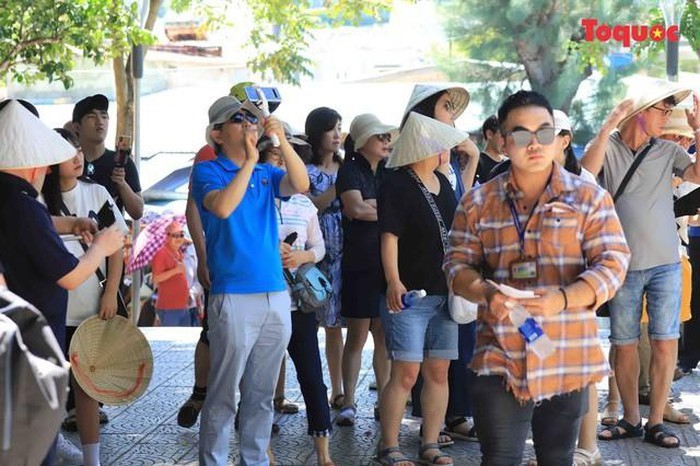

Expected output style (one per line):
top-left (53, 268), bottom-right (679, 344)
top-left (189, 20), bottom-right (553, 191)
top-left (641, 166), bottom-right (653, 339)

top-left (229, 110), bottom-right (258, 125)
top-left (167, 232), bottom-right (185, 239)
top-left (504, 127), bottom-right (556, 148)
top-left (650, 106), bottom-right (674, 117)
top-left (376, 133), bottom-right (391, 143)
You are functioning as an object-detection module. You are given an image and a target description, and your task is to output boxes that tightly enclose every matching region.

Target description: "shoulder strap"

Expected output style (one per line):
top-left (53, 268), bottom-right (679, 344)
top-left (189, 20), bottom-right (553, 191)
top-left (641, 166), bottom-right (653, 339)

top-left (613, 138), bottom-right (655, 203)
top-left (406, 169), bottom-right (449, 253)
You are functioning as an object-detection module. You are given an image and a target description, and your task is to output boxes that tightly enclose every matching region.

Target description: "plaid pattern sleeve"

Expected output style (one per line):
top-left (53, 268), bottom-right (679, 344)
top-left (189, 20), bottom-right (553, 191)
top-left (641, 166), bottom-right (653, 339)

top-left (444, 164), bottom-right (630, 402)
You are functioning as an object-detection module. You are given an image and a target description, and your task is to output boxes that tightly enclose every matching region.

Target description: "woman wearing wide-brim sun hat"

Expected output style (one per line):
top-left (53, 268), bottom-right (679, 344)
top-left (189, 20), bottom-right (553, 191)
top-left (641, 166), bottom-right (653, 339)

top-left (333, 113), bottom-right (398, 427)
top-left (401, 84), bottom-right (480, 197)
top-left (400, 84), bottom-right (481, 447)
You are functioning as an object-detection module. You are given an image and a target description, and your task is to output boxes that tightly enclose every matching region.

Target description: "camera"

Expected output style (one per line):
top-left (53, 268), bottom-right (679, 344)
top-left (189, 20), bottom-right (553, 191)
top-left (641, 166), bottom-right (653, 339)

top-left (244, 86), bottom-right (282, 113)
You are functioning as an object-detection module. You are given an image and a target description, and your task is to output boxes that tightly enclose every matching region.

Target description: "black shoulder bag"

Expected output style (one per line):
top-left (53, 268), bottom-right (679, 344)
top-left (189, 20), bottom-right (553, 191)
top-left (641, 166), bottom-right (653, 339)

top-left (597, 138), bottom-right (655, 317)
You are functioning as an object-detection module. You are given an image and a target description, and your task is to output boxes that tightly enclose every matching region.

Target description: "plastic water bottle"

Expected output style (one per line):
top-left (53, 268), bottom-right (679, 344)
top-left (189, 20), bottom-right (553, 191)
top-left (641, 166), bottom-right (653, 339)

top-left (388, 289), bottom-right (427, 314)
top-left (507, 303), bottom-right (556, 359)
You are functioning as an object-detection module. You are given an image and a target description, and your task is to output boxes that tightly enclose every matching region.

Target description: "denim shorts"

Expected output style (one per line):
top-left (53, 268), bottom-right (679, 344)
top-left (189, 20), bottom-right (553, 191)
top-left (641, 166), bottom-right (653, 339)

top-left (608, 262), bottom-right (682, 345)
top-left (380, 294), bottom-right (458, 362)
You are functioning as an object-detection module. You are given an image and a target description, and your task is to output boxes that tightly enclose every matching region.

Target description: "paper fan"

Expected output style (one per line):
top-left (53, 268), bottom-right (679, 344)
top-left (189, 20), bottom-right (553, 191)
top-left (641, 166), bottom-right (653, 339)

top-left (69, 315), bottom-right (153, 406)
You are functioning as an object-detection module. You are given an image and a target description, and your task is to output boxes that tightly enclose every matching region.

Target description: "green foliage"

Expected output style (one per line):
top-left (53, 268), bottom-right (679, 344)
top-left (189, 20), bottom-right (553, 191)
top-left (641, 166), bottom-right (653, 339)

top-left (0, 0), bottom-right (154, 88)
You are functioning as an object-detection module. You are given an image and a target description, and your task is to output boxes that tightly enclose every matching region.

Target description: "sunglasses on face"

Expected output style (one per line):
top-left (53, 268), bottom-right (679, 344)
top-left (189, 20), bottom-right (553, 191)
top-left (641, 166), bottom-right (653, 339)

top-left (504, 127), bottom-right (556, 148)
top-left (650, 105), bottom-right (674, 117)
top-left (376, 133), bottom-right (391, 143)
top-left (229, 110), bottom-right (258, 125)
top-left (168, 232), bottom-right (185, 239)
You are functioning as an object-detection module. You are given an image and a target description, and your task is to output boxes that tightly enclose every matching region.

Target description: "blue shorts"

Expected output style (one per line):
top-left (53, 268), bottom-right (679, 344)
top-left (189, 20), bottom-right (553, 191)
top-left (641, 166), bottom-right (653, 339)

top-left (380, 294), bottom-right (458, 362)
top-left (157, 308), bottom-right (192, 327)
top-left (608, 262), bottom-right (682, 345)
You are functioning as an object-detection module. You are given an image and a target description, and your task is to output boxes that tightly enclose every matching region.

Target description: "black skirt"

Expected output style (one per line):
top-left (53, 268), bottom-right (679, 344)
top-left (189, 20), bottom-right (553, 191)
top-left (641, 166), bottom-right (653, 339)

top-left (340, 266), bottom-right (383, 319)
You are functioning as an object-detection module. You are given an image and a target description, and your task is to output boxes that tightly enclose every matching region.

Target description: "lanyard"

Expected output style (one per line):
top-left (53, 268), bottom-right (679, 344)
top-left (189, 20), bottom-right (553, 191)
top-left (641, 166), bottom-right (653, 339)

top-left (507, 198), bottom-right (538, 256)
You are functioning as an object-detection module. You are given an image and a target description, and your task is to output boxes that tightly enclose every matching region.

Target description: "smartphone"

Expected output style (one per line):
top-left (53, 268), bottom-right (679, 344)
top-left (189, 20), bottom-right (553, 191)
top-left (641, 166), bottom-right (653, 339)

top-left (283, 232), bottom-right (297, 246)
top-left (96, 201), bottom-right (116, 229)
top-left (115, 135), bottom-right (132, 167)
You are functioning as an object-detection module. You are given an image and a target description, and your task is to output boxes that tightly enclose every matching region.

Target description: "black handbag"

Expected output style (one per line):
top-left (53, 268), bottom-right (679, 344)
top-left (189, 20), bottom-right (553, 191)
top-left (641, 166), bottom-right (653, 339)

top-left (597, 138), bottom-right (655, 317)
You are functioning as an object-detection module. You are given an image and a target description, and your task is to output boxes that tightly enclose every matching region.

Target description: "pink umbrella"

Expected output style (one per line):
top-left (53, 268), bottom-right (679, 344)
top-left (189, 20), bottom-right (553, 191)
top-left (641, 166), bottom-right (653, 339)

top-left (127, 214), bottom-right (186, 273)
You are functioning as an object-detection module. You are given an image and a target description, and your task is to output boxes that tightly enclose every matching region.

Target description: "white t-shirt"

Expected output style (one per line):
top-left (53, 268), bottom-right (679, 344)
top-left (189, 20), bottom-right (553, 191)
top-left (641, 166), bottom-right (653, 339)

top-left (60, 181), bottom-right (128, 326)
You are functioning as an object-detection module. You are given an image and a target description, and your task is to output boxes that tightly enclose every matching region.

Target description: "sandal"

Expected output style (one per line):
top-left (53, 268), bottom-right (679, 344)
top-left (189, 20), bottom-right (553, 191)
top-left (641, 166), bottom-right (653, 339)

top-left (335, 405), bottom-right (356, 426)
top-left (644, 423), bottom-right (680, 448)
top-left (330, 394), bottom-right (345, 410)
top-left (418, 443), bottom-right (453, 466)
top-left (444, 417), bottom-right (478, 442)
top-left (572, 447), bottom-right (602, 466)
top-left (597, 418), bottom-right (643, 441)
top-left (599, 400), bottom-right (619, 427)
top-left (664, 402), bottom-right (691, 424)
top-left (274, 396), bottom-right (299, 414)
top-left (375, 446), bottom-right (415, 466)
top-left (419, 424), bottom-right (454, 447)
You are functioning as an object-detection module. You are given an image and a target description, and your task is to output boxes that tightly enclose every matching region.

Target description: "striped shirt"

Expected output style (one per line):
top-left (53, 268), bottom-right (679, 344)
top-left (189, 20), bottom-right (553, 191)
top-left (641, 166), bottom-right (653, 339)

top-left (444, 163), bottom-right (630, 402)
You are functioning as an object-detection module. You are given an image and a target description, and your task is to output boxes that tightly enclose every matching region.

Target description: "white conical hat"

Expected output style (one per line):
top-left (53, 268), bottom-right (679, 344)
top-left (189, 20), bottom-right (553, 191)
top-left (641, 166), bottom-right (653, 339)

top-left (662, 108), bottom-right (694, 138)
top-left (618, 80), bottom-right (692, 128)
top-left (387, 112), bottom-right (468, 169)
top-left (0, 100), bottom-right (77, 169)
top-left (401, 84), bottom-right (470, 128)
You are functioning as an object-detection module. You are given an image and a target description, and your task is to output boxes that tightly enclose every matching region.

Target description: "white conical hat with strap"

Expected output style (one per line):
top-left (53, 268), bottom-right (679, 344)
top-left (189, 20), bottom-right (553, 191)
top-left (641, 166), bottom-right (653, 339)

top-left (0, 100), bottom-right (77, 169)
top-left (387, 112), bottom-right (468, 168)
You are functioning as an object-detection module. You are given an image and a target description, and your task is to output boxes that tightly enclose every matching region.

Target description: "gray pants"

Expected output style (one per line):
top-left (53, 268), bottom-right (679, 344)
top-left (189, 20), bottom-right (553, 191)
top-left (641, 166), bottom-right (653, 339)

top-left (199, 292), bottom-right (292, 466)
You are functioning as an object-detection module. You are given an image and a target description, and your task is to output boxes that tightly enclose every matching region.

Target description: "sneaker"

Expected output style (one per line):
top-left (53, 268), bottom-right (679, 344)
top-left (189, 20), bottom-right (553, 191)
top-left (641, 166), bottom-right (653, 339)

top-left (56, 432), bottom-right (83, 466)
top-left (177, 397), bottom-right (204, 428)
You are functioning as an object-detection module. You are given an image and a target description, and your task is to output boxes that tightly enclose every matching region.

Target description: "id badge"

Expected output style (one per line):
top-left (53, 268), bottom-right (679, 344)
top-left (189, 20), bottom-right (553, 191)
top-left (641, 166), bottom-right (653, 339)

top-left (510, 258), bottom-right (538, 281)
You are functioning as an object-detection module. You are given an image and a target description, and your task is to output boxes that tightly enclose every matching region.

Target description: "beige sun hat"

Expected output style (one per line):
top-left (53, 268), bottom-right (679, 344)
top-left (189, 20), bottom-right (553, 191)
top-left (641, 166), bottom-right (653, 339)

top-left (349, 114), bottom-right (399, 150)
top-left (205, 96), bottom-right (265, 148)
top-left (401, 84), bottom-right (470, 129)
top-left (618, 81), bottom-right (692, 128)
top-left (387, 112), bottom-right (468, 169)
top-left (0, 100), bottom-right (77, 169)
top-left (69, 315), bottom-right (153, 406)
top-left (662, 108), bottom-right (694, 139)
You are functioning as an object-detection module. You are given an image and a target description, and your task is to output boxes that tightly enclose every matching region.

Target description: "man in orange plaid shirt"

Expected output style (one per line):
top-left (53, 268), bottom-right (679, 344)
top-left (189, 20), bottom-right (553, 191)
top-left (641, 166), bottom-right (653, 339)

top-left (443, 90), bottom-right (630, 465)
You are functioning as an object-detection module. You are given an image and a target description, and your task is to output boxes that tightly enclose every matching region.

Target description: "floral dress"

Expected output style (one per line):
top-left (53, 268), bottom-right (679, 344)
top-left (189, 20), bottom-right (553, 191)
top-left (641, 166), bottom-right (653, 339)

top-left (306, 164), bottom-right (343, 327)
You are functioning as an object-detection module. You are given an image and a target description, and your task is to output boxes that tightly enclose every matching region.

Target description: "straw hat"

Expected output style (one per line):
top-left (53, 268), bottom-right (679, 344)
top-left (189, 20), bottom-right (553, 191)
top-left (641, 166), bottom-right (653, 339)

top-left (618, 81), bottom-right (692, 128)
top-left (662, 108), bottom-right (694, 139)
top-left (349, 114), bottom-right (399, 150)
top-left (387, 112), bottom-right (468, 168)
top-left (69, 315), bottom-right (153, 406)
top-left (0, 100), bottom-right (77, 169)
top-left (401, 84), bottom-right (470, 128)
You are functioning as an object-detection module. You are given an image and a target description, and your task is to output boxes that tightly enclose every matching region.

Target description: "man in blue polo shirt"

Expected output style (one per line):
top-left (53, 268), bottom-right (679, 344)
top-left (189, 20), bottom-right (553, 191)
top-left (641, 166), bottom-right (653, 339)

top-left (192, 95), bottom-right (309, 466)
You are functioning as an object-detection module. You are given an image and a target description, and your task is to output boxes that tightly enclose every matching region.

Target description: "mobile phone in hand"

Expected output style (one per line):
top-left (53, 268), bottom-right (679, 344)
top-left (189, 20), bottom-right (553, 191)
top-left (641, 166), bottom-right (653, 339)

top-left (96, 201), bottom-right (116, 229)
top-left (115, 135), bottom-right (132, 167)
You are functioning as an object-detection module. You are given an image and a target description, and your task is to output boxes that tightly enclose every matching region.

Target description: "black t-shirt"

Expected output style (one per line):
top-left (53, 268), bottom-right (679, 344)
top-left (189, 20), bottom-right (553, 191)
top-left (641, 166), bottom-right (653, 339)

top-left (475, 152), bottom-right (501, 185)
top-left (378, 169), bottom-right (457, 294)
top-left (0, 172), bottom-right (79, 351)
top-left (83, 149), bottom-right (142, 214)
top-left (336, 154), bottom-right (386, 271)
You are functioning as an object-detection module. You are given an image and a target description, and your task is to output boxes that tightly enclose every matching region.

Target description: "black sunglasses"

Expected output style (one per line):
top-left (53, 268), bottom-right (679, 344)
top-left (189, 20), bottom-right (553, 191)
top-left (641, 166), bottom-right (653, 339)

top-left (376, 133), bottom-right (392, 143)
top-left (167, 232), bottom-right (185, 239)
top-left (229, 110), bottom-right (258, 125)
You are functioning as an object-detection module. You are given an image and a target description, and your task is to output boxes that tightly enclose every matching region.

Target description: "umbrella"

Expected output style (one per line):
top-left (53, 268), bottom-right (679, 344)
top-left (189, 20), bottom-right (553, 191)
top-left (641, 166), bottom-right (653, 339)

top-left (127, 213), bottom-right (185, 272)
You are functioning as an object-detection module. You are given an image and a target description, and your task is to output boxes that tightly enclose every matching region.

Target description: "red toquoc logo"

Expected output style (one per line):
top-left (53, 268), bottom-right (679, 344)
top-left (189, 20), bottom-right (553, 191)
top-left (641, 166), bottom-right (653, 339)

top-left (581, 18), bottom-right (679, 47)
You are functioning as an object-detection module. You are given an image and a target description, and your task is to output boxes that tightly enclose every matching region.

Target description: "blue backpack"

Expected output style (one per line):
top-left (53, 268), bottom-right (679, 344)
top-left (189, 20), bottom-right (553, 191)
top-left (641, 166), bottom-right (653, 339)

top-left (286, 263), bottom-right (332, 314)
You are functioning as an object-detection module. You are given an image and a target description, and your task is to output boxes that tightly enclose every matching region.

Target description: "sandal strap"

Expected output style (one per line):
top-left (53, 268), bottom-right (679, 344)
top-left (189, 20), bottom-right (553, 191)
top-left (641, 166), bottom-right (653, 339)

top-left (419, 443), bottom-right (442, 454)
top-left (377, 447), bottom-right (414, 465)
top-left (644, 423), bottom-right (680, 447)
top-left (444, 417), bottom-right (469, 430)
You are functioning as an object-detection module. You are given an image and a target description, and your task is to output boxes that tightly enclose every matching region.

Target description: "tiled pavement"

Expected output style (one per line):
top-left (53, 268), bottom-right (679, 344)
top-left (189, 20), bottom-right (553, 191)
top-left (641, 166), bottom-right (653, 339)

top-left (61, 325), bottom-right (700, 465)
